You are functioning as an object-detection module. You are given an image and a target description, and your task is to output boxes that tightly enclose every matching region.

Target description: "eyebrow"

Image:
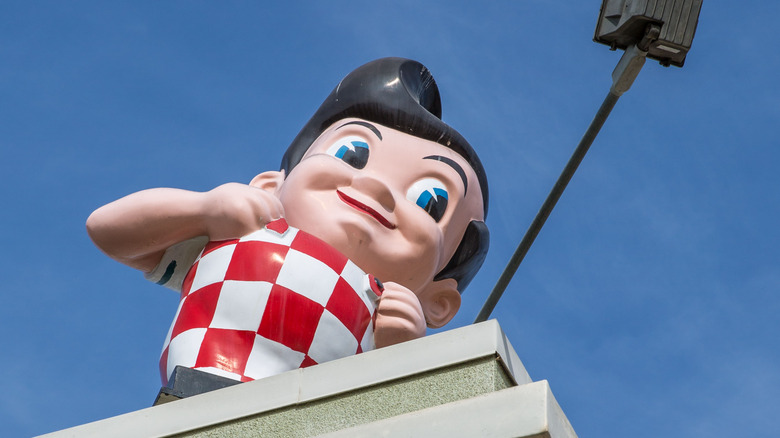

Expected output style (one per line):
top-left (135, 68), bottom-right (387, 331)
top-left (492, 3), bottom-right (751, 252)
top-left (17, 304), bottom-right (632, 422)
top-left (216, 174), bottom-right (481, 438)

top-left (423, 155), bottom-right (468, 195)
top-left (336, 121), bottom-right (383, 140)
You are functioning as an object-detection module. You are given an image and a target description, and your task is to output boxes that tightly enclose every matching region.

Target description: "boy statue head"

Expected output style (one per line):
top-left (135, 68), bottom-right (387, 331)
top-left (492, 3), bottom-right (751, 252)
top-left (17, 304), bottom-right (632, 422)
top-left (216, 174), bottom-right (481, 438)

top-left (251, 57), bottom-right (489, 327)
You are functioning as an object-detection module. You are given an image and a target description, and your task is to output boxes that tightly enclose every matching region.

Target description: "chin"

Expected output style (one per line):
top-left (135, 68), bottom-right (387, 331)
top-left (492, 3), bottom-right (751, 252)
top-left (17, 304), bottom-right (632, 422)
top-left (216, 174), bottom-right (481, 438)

top-left (286, 212), bottom-right (431, 289)
top-left (288, 215), bottom-right (367, 254)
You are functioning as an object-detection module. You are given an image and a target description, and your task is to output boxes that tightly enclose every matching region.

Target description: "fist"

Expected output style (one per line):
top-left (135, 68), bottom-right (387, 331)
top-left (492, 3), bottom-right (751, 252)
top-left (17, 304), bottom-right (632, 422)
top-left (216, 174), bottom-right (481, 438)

top-left (373, 282), bottom-right (426, 348)
top-left (200, 183), bottom-right (284, 241)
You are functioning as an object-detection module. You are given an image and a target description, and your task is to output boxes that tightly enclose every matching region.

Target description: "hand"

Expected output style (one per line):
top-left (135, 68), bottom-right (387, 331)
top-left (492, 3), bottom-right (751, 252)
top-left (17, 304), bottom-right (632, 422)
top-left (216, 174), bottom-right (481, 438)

top-left (373, 282), bottom-right (426, 348)
top-left (200, 183), bottom-right (284, 241)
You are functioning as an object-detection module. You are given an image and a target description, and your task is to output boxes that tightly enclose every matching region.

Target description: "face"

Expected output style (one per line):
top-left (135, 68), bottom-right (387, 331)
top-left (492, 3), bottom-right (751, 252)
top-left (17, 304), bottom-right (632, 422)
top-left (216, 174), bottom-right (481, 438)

top-left (274, 118), bottom-right (484, 294)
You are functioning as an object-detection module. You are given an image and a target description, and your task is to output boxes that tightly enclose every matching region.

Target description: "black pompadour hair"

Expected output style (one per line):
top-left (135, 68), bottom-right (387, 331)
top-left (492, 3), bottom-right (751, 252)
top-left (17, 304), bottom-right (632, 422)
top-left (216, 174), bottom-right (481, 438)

top-left (280, 57), bottom-right (489, 293)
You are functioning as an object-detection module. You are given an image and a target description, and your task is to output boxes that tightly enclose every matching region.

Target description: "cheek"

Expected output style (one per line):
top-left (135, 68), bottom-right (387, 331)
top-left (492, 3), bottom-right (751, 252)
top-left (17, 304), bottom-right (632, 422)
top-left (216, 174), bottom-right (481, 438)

top-left (278, 159), bottom-right (352, 209)
top-left (395, 210), bottom-right (447, 270)
top-left (288, 157), bottom-right (354, 190)
top-left (398, 232), bottom-right (444, 291)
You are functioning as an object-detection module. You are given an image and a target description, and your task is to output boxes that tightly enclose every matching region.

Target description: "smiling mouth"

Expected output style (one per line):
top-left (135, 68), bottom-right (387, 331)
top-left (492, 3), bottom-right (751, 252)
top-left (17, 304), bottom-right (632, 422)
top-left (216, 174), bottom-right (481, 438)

top-left (337, 190), bottom-right (396, 230)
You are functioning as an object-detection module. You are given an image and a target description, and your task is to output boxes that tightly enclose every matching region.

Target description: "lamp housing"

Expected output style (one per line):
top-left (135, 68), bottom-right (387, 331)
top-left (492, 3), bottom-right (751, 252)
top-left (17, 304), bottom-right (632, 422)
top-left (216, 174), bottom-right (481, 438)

top-left (595, 0), bottom-right (702, 67)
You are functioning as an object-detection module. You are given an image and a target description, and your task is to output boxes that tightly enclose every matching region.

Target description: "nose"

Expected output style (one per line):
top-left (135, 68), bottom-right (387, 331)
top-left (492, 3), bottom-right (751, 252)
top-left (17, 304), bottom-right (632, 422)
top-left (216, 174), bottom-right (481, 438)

top-left (351, 174), bottom-right (396, 212)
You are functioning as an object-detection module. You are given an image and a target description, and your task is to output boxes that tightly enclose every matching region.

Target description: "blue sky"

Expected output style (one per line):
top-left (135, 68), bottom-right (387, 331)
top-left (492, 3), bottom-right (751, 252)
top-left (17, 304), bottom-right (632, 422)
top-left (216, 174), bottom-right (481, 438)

top-left (2, 1), bottom-right (778, 436)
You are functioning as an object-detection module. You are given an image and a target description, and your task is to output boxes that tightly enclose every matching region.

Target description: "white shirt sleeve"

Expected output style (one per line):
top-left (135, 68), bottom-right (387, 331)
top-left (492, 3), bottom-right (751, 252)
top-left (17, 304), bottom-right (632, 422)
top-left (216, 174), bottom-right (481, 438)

top-left (144, 236), bottom-right (209, 292)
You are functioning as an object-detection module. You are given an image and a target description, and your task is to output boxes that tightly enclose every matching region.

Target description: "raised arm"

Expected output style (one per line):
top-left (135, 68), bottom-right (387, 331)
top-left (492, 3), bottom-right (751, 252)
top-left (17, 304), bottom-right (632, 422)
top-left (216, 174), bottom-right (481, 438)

top-left (86, 183), bottom-right (284, 272)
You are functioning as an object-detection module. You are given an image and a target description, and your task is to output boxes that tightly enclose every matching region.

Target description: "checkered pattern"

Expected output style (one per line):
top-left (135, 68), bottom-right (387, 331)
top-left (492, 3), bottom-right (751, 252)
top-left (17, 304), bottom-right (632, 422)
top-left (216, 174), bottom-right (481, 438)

top-left (159, 219), bottom-right (382, 385)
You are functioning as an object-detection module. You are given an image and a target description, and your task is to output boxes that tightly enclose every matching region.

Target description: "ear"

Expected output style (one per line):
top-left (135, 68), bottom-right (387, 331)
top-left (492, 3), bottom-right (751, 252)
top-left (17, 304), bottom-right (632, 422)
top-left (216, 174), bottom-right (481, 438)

top-left (249, 170), bottom-right (285, 194)
top-left (418, 278), bottom-right (461, 328)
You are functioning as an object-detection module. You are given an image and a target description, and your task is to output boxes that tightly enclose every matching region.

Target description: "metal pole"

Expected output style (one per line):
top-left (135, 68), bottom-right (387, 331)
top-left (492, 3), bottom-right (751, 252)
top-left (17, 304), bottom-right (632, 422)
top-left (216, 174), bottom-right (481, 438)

top-left (474, 40), bottom-right (651, 324)
top-left (474, 91), bottom-right (621, 323)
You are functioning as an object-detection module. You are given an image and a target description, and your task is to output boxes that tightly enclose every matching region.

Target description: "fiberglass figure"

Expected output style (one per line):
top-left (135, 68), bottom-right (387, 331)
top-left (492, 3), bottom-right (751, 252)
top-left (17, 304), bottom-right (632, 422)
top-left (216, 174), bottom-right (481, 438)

top-left (87, 57), bottom-right (489, 387)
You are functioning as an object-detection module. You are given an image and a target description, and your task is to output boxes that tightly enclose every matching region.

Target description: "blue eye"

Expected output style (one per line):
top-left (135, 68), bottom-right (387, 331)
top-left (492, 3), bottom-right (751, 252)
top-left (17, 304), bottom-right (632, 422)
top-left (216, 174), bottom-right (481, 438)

top-left (326, 136), bottom-right (370, 169)
top-left (406, 178), bottom-right (448, 222)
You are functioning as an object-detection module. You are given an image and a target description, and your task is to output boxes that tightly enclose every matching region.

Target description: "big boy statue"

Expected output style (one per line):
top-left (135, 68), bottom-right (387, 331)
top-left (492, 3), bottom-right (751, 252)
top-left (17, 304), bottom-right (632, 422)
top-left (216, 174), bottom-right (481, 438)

top-left (87, 58), bottom-right (489, 388)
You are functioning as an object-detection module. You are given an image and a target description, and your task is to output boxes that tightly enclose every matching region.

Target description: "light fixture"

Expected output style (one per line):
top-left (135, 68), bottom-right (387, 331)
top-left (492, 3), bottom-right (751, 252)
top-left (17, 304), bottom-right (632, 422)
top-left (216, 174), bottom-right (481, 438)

top-left (595, 0), bottom-right (703, 67)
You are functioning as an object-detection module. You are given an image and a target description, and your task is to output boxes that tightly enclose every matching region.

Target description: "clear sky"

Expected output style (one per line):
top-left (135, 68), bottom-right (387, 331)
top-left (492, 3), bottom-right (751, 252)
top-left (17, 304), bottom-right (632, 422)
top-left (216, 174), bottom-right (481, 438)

top-left (2, 1), bottom-right (778, 436)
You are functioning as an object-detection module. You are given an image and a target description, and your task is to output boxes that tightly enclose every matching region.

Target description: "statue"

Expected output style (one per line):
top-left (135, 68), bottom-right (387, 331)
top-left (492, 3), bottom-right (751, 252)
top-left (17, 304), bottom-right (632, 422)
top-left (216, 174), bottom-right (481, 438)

top-left (87, 57), bottom-right (489, 388)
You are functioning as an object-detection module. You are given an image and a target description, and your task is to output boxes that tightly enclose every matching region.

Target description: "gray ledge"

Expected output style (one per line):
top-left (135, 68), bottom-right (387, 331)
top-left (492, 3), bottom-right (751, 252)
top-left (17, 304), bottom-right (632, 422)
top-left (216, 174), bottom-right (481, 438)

top-left (320, 380), bottom-right (575, 438)
top-left (40, 320), bottom-right (574, 438)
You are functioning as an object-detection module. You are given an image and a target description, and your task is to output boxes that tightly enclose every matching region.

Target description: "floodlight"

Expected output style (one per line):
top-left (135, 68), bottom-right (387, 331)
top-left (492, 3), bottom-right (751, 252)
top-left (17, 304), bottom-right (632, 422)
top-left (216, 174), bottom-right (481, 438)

top-left (595, 0), bottom-right (703, 67)
top-left (475, 1), bottom-right (703, 323)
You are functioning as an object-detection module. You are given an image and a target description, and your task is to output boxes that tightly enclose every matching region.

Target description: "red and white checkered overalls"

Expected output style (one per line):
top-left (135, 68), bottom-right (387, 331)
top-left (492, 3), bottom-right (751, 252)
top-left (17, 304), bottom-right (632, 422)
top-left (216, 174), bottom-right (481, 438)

top-left (158, 219), bottom-right (382, 384)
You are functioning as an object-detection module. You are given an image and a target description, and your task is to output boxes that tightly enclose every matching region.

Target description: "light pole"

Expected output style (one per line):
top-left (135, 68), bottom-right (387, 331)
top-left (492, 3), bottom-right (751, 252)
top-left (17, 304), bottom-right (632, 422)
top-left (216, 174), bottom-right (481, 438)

top-left (475, 0), bottom-right (703, 323)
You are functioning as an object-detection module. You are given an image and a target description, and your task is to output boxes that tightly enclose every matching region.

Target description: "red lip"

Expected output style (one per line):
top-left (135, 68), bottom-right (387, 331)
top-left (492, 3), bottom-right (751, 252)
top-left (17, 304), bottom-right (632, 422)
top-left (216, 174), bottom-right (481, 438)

top-left (337, 190), bottom-right (396, 230)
